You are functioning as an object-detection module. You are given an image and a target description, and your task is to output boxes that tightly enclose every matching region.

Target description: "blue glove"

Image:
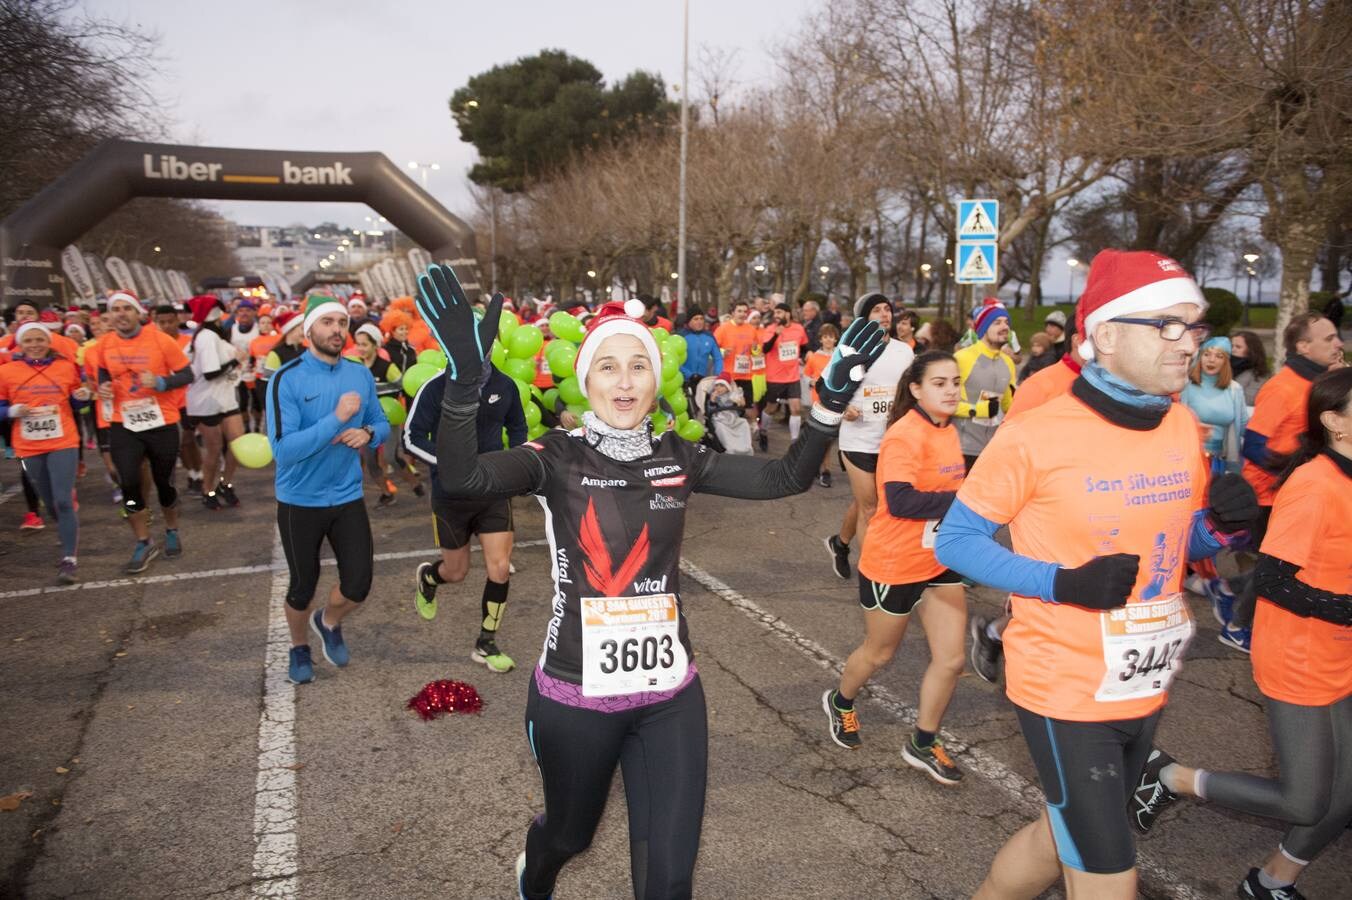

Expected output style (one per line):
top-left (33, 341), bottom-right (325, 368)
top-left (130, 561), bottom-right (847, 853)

top-left (811, 318), bottom-right (886, 425)
top-left (414, 264), bottom-right (503, 386)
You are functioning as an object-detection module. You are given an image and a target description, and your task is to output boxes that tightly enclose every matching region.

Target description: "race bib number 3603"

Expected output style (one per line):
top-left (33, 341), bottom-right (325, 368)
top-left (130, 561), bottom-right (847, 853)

top-left (581, 594), bottom-right (689, 697)
top-left (1095, 594), bottom-right (1194, 703)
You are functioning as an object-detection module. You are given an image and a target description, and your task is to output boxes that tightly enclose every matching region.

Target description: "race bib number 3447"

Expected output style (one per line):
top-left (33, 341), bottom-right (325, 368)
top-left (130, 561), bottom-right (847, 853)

top-left (581, 594), bottom-right (689, 697)
top-left (1095, 594), bottom-right (1194, 703)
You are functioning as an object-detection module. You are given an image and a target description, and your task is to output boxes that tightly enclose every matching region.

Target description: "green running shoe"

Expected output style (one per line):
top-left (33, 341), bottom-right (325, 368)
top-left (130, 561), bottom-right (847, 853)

top-left (472, 636), bottom-right (516, 673)
top-left (414, 562), bottom-right (438, 621)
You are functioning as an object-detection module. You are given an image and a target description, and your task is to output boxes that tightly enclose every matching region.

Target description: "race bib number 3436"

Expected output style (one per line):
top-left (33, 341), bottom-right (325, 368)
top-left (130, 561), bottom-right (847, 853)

top-left (1095, 594), bottom-right (1194, 703)
top-left (581, 594), bottom-right (689, 697)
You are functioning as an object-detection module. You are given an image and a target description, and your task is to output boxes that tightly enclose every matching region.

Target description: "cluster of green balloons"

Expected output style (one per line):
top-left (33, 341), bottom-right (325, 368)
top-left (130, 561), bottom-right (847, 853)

top-left (394, 309), bottom-right (706, 444)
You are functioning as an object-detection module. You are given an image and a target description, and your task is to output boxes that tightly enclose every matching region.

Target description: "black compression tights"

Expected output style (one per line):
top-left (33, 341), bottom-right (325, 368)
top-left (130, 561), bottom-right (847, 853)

top-left (521, 675), bottom-right (708, 900)
top-left (1203, 693), bottom-right (1352, 862)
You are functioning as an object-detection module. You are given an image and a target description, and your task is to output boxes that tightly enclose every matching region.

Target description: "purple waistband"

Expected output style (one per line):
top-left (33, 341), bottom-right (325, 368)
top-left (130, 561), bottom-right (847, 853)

top-left (533, 664), bottom-right (699, 713)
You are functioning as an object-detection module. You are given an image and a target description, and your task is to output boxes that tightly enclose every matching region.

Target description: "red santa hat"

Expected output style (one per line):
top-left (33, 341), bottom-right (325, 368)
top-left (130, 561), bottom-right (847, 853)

top-left (1077, 249), bottom-right (1206, 361)
top-left (107, 290), bottom-right (145, 314)
top-left (574, 299), bottom-right (661, 399)
top-left (275, 310), bottom-right (304, 335)
top-left (189, 295), bottom-right (225, 325)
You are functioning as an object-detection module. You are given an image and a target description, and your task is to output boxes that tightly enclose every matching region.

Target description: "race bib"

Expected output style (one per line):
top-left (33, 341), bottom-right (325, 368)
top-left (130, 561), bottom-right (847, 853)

top-left (120, 396), bottom-right (166, 432)
top-left (778, 341), bottom-right (799, 362)
top-left (860, 384), bottom-right (894, 421)
top-left (580, 594), bottom-right (689, 697)
top-left (20, 409), bottom-right (63, 442)
top-left (733, 354), bottom-right (752, 375)
top-left (1095, 594), bottom-right (1194, 702)
top-left (921, 519), bottom-right (940, 549)
top-left (537, 355), bottom-right (551, 376)
top-left (751, 353), bottom-right (766, 372)
top-left (100, 396), bottom-right (114, 423)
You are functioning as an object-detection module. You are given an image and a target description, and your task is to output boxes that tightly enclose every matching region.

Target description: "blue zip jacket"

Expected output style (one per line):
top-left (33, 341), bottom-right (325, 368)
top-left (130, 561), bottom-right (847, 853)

top-left (267, 350), bottom-right (390, 507)
top-left (680, 329), bottom-right (721, 380)
top-left (403, 366), bottom-right (527, 475)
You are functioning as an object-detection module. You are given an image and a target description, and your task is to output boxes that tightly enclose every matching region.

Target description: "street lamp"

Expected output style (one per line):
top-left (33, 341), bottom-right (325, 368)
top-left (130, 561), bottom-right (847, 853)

top-left (153, 245), bottom-right (161, 253)
top-left (586, 270), bottom-right (597, 279)
top-left (1067, 258), bottom-right (1080, 301)
top-left (407, 160), bottom-right (440, 191)
top-left (920, 263), bottom-right (932, 277)
top-left (1242, 252), bottom-right (1260, 324)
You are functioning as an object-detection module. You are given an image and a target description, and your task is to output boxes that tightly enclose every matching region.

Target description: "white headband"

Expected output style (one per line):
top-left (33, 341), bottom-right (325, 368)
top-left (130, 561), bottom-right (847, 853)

top-left (303, 301), bottom-right (348, 336)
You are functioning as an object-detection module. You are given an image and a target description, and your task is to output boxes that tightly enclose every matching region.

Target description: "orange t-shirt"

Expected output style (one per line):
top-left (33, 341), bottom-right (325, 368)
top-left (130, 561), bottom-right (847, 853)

top-left (0, 331), bottom-right (81, 364)
top-left (0, 356), bottom-right (84, 456)
top-left (713, 322), bottom-right (760, 380)
top-left (534, 341), bottom-right (556, 389)
top-left (249, 332), bottom-right (280, 380)
top-left (1251, 453), bottom-right (1352, 705)
top-left (96, 327), bottom-right (191, 427)
top-left (1005, 357), bottom-right (1080, 421)
top-left (1243, 366), bottom-right (1315, 505)
top-left (762, 323), bottom-right (808, 384)
top-left (803, 349), bottom-right (831, 403)
top-left (957, 396), bottom-right (1208, 722)
top-left (859, 409), bottom-right (966, 585)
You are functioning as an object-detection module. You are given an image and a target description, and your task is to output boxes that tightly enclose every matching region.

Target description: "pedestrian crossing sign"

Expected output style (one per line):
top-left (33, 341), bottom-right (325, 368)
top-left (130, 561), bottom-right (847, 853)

top-left (956, 242), bottom-right (998, 284)
top-left (957, 199), bottom-right (999, 240)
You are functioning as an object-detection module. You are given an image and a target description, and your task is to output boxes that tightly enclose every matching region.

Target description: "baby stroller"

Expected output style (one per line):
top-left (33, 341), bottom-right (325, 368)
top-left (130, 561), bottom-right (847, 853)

top-left (692, 376), bottom-right (753, 454)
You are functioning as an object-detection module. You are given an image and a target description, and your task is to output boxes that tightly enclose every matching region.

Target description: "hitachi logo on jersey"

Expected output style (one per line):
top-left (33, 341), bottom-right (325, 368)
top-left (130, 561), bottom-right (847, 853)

top-left (283, 160), bottom-right (353, 185)
top-left (643, 464), bottom-right (682, 478)
top-left (632, 575), bottom-right (668, 593)
top-left (581, 476), bottom-right (627, 488)
top-left (143, 154), bottom-right (222, 181)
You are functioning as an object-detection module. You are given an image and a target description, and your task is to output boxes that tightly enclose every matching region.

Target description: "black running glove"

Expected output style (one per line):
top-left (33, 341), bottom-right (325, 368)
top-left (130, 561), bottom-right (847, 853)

top-left (414, 263), bottom-right (504, 388)
top-left (1206, 472), bottom-right (1259, 533)
top-left (1053, 554), bottom-right (1141, 610)
top-left (811, 319), bottom-right (886, 426)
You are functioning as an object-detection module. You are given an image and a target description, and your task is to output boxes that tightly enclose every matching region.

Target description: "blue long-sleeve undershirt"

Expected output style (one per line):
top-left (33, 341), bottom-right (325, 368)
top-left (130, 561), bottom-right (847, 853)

top-left (1242, 429), bottom-right (1272, 469)
top-left (935, 499), bottom-right (1060, 601)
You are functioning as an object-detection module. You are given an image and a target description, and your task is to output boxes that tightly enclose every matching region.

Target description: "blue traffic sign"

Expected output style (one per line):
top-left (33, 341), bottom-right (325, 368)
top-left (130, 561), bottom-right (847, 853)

top-left (956, 242), bottom-right (998, 284)
top-left (957, 199), bottom-right (999, 240)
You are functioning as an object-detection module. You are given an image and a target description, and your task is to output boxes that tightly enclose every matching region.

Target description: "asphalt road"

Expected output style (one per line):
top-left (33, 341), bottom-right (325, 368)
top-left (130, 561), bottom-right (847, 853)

top-left (0, 434), bottom-right (1348, 900)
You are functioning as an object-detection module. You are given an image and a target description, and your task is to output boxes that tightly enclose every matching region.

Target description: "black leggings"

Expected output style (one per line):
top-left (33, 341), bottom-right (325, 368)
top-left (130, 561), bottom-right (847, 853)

top-left (109, 423), bottom-right (180, 514)
top-left (1204, 693), bottom-right (1352, 862)
top-left (522, 674), bottom-right (708, 900)
top-left (276, 499), bottom-right (373, 609)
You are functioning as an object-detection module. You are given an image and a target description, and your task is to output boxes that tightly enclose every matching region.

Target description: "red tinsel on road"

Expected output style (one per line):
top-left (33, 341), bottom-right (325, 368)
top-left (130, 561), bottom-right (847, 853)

top-left (407, 680), bottom-right (483, 720)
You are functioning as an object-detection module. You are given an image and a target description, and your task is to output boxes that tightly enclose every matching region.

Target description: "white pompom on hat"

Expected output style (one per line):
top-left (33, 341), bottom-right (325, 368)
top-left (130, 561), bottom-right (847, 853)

top-left (1077, 250), bottom-right (1206, 361)
top-left (574, 299), bottom-right (662, 399)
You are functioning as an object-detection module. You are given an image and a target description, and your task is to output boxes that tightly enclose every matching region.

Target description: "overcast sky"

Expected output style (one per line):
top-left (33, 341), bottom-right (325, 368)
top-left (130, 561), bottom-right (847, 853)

top-left (81, 0), bottom-right (819, 230)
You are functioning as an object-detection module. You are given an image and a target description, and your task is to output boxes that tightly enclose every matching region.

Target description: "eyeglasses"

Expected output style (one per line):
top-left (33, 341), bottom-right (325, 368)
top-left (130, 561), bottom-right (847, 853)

top-left (1108, 317), bottom-right (1212, 343)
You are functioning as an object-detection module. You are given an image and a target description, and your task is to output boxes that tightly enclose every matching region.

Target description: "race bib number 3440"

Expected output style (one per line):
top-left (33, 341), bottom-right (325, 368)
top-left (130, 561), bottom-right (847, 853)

top-left (1095, 594), bottom-right (1194, 703)
top-left (581, 594), bottom-right (689, 697)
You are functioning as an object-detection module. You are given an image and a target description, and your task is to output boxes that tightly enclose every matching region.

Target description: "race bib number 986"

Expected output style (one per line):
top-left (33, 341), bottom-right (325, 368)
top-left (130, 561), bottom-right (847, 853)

top-left (581, 594), bottom-right (689, 697)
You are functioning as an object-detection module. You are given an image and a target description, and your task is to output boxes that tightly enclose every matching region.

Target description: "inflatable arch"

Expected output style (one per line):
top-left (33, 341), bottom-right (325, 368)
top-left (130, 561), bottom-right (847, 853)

top-left (0, 139), bottom-right (481, 308)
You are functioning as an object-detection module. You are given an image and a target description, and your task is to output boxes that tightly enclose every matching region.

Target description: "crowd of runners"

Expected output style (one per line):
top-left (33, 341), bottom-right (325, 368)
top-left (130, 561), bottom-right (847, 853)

top-left (1, 250), bottom-right (1348, 900)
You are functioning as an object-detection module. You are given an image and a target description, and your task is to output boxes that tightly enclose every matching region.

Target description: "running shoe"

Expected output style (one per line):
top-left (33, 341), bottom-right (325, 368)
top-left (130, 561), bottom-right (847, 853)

top-left (822, 689), bottom-right (861, 749)
top-left (1129, 748), bottom-right (1177, 834)
top-left (414, 562), bottom-right (439, 620)
top-left (1206, 578), bottom-right (1238, 627)
top-left (164, 529), bottom-right (182, 559)
top-left (901, 735), bottom-right (964, 785)
top-left (757, 429), bottom-right (769, 452)
top-left (310, 609), bottom-right (350, 667)
top-left (20, 512), bottom-right (45, 531)
top-left (824, 534), bottom-right (851, 580)
top-left (413, 482), bottom-right (426, 498)
top-left (515, 851), bottom-right (552, 900)
top-left (472, 636), bottom-right (516, 673)
top-left (123, 540), bottom-right (159, 575)
top-left (77, 461), bottom-right (87, 479)
top-left (818, 470), bottom-right (832, 488)
top-left (57, 558), bottom-right (77, 585)
top-left (112, 487), bottom-right (124, 505)
top-left (1238, 868), bottom-right (1306, 900)
top-left (201, 490), bottom-right (223, 511)
top-left (288, 645), bottom-right (314, 685)
top-left (186, 476), bottom-right (203, 495)
top-left (377, 492), bottom-right (397, 507)
top-left (217, 482), bottom-right (240, 507)
top-left (1219, 623), bottom-right (1252, 654)
top-left (969, 615), bottom-right (1004, 684)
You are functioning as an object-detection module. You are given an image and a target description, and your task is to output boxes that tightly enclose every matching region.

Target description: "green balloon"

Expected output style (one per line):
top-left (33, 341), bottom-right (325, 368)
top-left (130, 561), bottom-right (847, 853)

top-left (417, 349), bottom-right (447, 370)
top-left (650, 327), bottom-right (670, 342)
top-left (230, 432), bottom-right (273, 468)
top-left (499, 311), bottom-right (518, 343)
top-left (515, 378), bottom-right (532, 408)
top-left (664, 335), bottom-right (688, 363)
top-left (380, 396), bottom-right (407, 426)
top-left (650, 410), bottom-right (669, 433)
top-left (542, 388), bottom-right (560, 411)
top-left (508, 324), bottom-right (544, 359)
top-left (558, 376), bottom-right (585, 406)
top-left (665, 391), bottom-right (688, 416)
top-left (524, 401), bottom-right (542, 428)
top-left (661, 355), bottom-right (680, 381)
top-left (504, 357), bottom-right (536, 384)
top-left (490, 340), bottom-right (508, 370)
top-left (402, 362), bottom-right (439, 397)
top-left (662, 371), bottom-right (683, 396)
top-left (546, 340), bottom-right (577, 378)
top-left (678, 419), bottom-right (706, 442)
top-left (549, 311), bottom-right (586, 343)
top-left (527, 422), bottom-right (548, 440)
top-left (675, 412), bottom-right (690, 428)
top-left (565, 403), bottom-right (588, 419)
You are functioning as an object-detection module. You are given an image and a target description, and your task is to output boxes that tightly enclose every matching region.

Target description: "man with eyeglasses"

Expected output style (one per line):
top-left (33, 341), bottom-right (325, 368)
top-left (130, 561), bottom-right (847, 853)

top-left (935, 250), bottom-right (1257, 900)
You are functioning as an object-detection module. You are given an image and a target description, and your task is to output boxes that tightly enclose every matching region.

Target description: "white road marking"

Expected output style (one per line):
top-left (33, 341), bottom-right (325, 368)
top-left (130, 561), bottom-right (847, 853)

top-left (0, 540), bottom-right (549, 603)
top-left (678, 559), bottom-right (1206, 900)
top-left (250, 526), bottom-right (300, 898)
